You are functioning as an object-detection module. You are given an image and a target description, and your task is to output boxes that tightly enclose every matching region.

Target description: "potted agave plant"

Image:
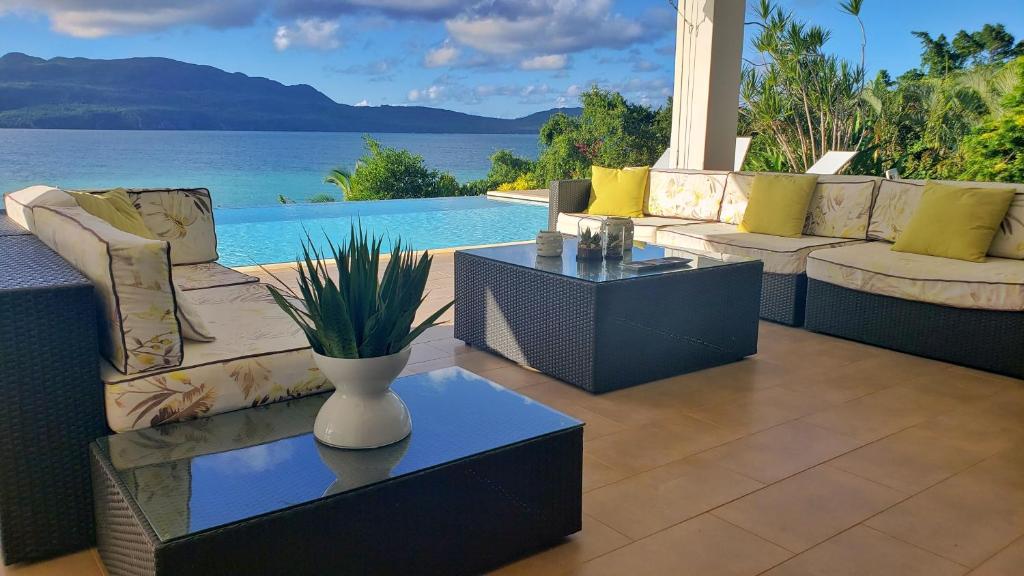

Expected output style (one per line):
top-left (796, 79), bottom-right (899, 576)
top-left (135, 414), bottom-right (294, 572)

top-left (267, 226), bottom-right (452, 449)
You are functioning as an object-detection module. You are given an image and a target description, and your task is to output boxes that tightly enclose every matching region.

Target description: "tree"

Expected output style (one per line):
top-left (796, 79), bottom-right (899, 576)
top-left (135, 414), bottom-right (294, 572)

top-left (324, 168), bottom-right (352, 199)
top-left (960, 58), bottom-right (1024, 182)
top-left (532, 87), bottom-right (668, 185)
top-left (740, 0), bottom-right (865, 172)
top-left (345, 135), bottom-right (470, 201)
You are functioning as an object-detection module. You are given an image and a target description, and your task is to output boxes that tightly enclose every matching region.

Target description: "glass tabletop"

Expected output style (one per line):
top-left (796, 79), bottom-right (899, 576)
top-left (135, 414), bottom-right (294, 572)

top-left (459, 237), bottom-right (756, 283)
top-left (95, 367), bottom-right (581, 542)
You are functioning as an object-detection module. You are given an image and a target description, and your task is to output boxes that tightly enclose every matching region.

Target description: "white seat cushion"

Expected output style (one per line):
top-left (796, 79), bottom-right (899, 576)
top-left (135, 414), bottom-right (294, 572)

top-left (556, 212), bottom-right (703, 243)
top-left (173, 262), bottom-right (258, 291)
top-left (656, 222), bottom-right (861, 274)
top-left (807, 241), bottom-right (1024, 311)
top-left (103, 282), bottom-right (329, 432)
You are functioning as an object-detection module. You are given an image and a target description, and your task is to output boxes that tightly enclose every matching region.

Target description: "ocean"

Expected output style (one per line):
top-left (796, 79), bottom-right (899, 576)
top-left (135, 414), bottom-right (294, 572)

top-left (0, 129), bottom-right (540, 208)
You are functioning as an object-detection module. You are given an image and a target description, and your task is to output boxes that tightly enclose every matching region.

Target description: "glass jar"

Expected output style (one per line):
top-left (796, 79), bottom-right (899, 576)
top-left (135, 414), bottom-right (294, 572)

top-left (576, 219), bottom-right (603, 261)
top-left (602, 218), bottom-right (629, 260)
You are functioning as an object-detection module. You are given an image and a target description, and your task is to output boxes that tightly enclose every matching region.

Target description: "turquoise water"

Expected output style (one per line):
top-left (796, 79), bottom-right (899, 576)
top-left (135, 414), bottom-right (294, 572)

top-left (217, 196), bottom-right (547, 266)
top-left (0, 129), bottom-right (538, 207)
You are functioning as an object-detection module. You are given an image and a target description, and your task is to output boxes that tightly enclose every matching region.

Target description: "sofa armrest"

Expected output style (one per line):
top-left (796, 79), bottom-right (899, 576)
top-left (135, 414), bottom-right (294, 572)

top-left (548, 179), bottom-right (592, 230)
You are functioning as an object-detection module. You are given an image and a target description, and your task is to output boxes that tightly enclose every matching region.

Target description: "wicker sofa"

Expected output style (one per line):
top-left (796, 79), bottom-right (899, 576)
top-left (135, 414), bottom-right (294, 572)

top-left (550, 171), bottom-right (1024, 377)
top-left (0, 185), bottom-right (329, 564)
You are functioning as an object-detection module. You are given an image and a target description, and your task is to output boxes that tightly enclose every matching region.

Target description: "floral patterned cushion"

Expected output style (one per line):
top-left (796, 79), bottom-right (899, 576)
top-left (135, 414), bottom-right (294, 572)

top-left (173, 262), bottom-right (258, 291)
top-left (803, 180), bottom-right (876, 239)
top-left (556, 212), bottom-right (704, 243)
top-left (127, 188), bottom-right (218, 265)
top-left (867, 180), bottom-right (924, 242)
top-left (2, 185), bottom-right (76, 232)
top-left (645, 170), bottom-right (727, 221)
top-left (869, 180), bottom-right (1024, 259)
top-left (808, 241), bottom-right (1024, 311)
top-left (718, 173), bottom-right (755, 225)
top-left (103, 282), bottom-right (329, 432)
top-left (32, 205), bottom-right (183, 374)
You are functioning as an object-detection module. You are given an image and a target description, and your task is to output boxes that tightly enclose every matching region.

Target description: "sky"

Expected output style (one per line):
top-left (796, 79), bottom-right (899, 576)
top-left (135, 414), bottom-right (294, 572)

top-left (0, 0), bottom-right (1022, 119)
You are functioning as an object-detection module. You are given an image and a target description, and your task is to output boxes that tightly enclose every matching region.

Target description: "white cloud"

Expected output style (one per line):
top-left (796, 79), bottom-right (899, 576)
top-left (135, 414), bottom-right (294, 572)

top-left (273, 17), bottom-right (341, 51)
top-left (354, 99), bottom-right (370, 106)
top-left (423, 40), bottom-right (459, 68)
top-left (407, 85), bottom-right (447, 103)
top-left (445, 0), bottom-right (649, 57)
top-left (519, 54), bottom-right (567, 70)
top-left (0, 0), bottom-right (259, 37)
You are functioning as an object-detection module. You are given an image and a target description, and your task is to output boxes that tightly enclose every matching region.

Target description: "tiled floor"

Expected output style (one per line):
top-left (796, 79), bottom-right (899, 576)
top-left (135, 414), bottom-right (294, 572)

top-left (5, 254), bottom-right (1024, 575)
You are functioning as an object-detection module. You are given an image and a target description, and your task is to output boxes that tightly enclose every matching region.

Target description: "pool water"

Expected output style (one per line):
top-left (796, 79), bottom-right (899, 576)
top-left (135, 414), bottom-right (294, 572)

top-left (215, 196), bottom-right (548, 266)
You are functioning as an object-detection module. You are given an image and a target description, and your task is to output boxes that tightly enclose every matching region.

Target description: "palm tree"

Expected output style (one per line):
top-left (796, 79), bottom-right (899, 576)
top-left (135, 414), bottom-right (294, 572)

top-left (324, 168), bottom-right (353, 200)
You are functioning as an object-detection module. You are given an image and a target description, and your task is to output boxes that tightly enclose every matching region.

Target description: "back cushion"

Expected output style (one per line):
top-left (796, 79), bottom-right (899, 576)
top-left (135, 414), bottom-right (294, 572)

top-left (719, 172), bottom-right (754, 224)
top-left (32, 205), bottom-right (183, 374)
top-left (646, 170), bottom-right (727, 221)
top-left (867, 180), bottom-right (923, 242)
top-left (78, 188), bottom-right (218, 265)
top-left (803, 179), bottom-right (877, 239)
top-left (3, 185), bottom-right (76, 232)
top-left (870, 179), bottom-right (1024, 258)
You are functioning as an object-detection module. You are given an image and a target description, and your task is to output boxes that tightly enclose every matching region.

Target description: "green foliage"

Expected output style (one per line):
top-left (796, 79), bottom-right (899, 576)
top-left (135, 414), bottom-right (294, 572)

top-left (266, 226), bottom-right (453, 359)
top-left (307, 193), bottom-right (337, 203)
top-left (532, 88), bottom-right (668, 185)
top-left (960, 58), bottom-right (1024, 182)
top-left (345, 135), bottom-right (473, 201)
top-left (740, 0), bottom-right (865, 172)
top-left (324, 168), bottom-right (352, 199)
top-left (277, 194), bottom-right (292, 204)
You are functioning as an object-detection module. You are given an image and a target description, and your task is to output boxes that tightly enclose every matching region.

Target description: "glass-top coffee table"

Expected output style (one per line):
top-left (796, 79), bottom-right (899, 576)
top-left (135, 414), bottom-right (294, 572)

top-left (455, 237), bottom-right (764, 392)
top-left (90, 367), bottom-right (582, 576)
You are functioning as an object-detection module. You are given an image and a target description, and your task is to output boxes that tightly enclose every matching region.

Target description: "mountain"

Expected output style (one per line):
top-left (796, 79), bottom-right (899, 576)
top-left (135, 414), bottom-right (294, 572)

top-left (0, 53), bottom-right (582, 133)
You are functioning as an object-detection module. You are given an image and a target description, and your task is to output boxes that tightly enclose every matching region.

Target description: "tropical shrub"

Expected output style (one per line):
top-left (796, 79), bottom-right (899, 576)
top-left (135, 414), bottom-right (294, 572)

top-left (960, 58), bottom-right (1024, 182)
top-left (266, 227), bottom-right (453, 359)
top-left (346, 135), bottom-right (470, 201)
top-left (307, 193), bottom-right (337, 203)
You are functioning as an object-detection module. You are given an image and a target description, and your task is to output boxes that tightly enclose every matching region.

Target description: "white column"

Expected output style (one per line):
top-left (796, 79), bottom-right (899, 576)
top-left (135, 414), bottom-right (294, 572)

top-left (669, 0), bottom-right (745, 170)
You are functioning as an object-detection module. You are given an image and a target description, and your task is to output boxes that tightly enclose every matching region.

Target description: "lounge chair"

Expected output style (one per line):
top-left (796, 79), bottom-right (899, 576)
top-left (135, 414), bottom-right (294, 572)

top-left (806, 150), bottom-right (858, 175)
top-left (653, 136), bottom-right (752, 171)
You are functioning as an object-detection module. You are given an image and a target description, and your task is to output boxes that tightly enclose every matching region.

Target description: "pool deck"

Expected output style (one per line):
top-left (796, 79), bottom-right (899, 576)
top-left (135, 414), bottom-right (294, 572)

top-left (486, 189), bottom-right (549, 204)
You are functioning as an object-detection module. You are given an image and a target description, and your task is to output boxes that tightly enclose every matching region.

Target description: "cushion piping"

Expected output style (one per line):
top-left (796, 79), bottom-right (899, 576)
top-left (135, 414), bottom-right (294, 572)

top-left (103, 344), bottom-right (312, 385)
top-left (658, 227), bottom-right (860, 254)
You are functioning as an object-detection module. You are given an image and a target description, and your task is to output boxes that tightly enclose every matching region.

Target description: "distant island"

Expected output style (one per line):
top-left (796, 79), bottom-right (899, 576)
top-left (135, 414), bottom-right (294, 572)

top-left (0, 53), bottom-right (581, 134)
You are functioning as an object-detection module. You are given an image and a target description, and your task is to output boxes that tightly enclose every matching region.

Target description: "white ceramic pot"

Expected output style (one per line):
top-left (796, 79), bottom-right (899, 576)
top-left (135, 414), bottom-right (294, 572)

top-left (312, 347), bottom-right (412, 449)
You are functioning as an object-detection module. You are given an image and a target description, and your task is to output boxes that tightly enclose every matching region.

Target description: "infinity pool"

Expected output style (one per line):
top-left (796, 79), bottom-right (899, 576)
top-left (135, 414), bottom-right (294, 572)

top-left (215, 196), bottom-right (548, 266)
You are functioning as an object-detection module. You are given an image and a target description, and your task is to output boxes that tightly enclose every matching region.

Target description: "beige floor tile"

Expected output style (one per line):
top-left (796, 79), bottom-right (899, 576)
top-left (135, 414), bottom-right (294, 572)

top-left (801, 383), bottom-right (964, 442)
top-left (583, 458), bottom-right (763, 540)
top-left (778, 354), bottom-right (918, 404)
top-left (558, 405), bottom-right (626, 442)
top-left (969, 536), bottom-right (1024, 576)
top-left (695, 421), bottom-right (864, 483)
top-left (487, 514), bottom-right (630, 576)
top-left (577, 514), bottom-right (791, 576)
top-left (1, 550), bottom-right (104, 576)
top-left (408, 341), bottom-right (451, 364)
top-left (683, 386), bottom-right (832, 434)
top-left (763, 525), bottom-right (967, 576)
top-left (474, 365), bottom-right (553, 390)
top-left (452, 349), bottom-right (517, 373)
top-left (584, 416), bottom-right (742, 475)
top-left (830, 426), bottom-right (1001, 494)
top-left (413, 324), bottom-right (455, 343)
top-left (866, 446), bottom-right (1024, 567)
top-left (713, 465), bottom-right (905, 553)
top-left (583, 453), bottom-right (631, 493)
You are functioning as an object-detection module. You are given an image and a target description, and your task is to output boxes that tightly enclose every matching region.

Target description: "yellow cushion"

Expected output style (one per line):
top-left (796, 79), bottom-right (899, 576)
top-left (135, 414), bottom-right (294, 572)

top-left (70, 189), bottom-right (156, 239)
top-left (892, 181), bottom-right (1015, 262)
top-left (586, 165), bottom-right (649, 218)
top-left (738, 173), bottom-right (818, 237)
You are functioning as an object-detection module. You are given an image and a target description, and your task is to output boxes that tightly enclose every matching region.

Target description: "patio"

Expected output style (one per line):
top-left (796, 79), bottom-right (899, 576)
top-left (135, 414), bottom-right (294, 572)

top-left (7, 253), bottom-right (1023, 576)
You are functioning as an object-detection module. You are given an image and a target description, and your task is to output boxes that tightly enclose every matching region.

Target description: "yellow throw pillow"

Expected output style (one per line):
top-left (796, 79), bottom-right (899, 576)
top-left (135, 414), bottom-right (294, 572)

top-left (739, 173), bottom-right (819, 237)
top-left (892, 181), bottom-right (1015, 262)
top-left (586, 165), bottom-right (650, 218)
top-left (70, 189), bottom-right (156, 239)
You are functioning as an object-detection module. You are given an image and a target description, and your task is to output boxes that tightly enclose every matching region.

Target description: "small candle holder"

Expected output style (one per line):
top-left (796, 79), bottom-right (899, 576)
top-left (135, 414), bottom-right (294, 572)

top-left (536, 230), bottom-right (563, 257)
